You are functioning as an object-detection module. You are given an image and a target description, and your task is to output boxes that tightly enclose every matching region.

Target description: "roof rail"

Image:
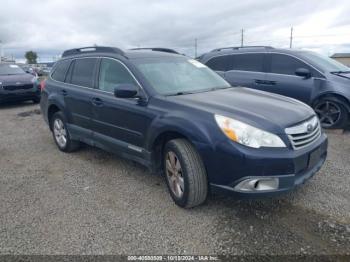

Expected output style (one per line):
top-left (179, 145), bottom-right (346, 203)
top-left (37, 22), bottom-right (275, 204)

top-left (211, 46), bottom-right (274, 52)
top-left (130, 47), bottom-right (179, 54)
top-left (62, 46), bottom-right (125, 57)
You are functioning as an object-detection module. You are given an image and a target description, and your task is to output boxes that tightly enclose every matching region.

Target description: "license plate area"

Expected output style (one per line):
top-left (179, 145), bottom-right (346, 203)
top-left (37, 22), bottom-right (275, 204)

top-left (308, 146), bottom-right (322, 169)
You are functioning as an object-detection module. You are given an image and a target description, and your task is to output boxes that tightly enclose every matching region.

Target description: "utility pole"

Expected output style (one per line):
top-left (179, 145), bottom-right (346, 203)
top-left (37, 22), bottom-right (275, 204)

top-left (0, 40), bottom-right (2, 63)
top-left (289, 27), bottom-right (293, 49)
top-left (194, 38), bottom-right (197, 58)
top-left (241, 29), bottom-right (244, 47)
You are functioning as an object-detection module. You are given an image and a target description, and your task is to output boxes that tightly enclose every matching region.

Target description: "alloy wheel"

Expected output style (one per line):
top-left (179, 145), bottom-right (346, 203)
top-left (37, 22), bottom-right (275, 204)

top-left (53, 118), bottom-right (67, 148)
top-left (314, 101), bottom-right (341, 128)
top-left (165, 151), bottom-right (184, 198)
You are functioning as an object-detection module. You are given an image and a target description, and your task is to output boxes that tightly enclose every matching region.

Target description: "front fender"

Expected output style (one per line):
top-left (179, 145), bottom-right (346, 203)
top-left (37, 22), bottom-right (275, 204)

top-left (145, 113), bottom-right (216, 152)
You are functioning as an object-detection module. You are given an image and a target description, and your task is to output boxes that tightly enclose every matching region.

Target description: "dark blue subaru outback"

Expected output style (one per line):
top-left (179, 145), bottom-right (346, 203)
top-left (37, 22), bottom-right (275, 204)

top-left (40, 46), bottom-right (328, 208)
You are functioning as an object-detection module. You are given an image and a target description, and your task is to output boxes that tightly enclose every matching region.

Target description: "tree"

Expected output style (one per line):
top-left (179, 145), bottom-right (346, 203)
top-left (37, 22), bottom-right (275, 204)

top-left (25, 51), bottom-right (38, 64)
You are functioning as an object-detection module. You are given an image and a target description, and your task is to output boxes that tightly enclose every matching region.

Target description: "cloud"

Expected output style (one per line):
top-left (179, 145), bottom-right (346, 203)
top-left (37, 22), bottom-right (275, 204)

top-left (0, 0), bottom-right (349, 62)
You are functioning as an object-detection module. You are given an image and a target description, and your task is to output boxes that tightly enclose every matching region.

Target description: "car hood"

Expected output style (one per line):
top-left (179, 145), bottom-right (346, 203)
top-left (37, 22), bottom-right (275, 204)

top-left (0, 73), bottom-right (34, 86)
top-left (328, 72), bottom-right (350, 83)
top-left (167, 87), bottom-right (315, 133)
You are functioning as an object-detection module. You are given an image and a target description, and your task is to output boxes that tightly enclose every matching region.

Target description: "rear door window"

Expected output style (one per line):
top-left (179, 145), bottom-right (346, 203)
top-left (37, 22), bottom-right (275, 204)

top-left (70, 58), bottom-right (98, 88)
top-left (269, 54), bottom-right (310, 76)
top-left (231, 53), bottom-right (264, 72)
top-left (51, 59), bottom-right (71, 82)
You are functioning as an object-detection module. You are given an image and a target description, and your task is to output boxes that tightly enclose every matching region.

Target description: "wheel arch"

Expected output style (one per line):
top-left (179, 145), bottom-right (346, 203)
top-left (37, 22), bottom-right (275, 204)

top-left (149, 125), bottom-right (211, 175)
top-left (150, 130), bottom-right (191, 175)
top-left (312, 92), bottom-right (350, 112)
top-left (47, 103), bottom-right (63, 130)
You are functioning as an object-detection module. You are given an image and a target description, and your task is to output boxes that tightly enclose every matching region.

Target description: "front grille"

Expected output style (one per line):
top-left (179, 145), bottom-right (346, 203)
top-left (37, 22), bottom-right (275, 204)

top-left (3, 84), bottom-right (33, 91)
top-left (285, 116), bottom-right (321, 150)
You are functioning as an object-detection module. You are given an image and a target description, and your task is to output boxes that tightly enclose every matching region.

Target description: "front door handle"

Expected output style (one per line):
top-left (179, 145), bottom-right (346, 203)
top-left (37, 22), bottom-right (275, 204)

top-left (91, 97), bottom-right (104, 107)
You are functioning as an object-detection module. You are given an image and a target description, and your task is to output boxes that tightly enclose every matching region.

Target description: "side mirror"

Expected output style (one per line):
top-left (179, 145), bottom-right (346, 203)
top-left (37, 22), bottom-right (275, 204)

top-left (295, 68), bottom-right (311, 78)
top-left (114, 84), bottom-right (138, 98)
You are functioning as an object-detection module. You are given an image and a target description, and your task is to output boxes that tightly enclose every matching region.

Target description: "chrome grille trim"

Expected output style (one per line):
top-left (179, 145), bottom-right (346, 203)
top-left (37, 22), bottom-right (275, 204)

top-left (3, 84), bottom-right (33, 91)
top-left (285, 116), bottom-right (321, 150)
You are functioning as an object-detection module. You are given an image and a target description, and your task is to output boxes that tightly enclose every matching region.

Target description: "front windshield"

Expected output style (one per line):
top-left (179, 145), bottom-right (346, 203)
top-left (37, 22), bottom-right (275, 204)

top-left (300, 51), bottom-right (349, 72)
top-left (133, 57), bottom-right (231, 95)
top-left (0, 64), bottom-right (26, 75)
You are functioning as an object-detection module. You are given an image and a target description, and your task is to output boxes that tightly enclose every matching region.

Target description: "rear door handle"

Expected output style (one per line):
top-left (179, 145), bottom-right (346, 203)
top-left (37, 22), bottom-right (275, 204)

top-left (61, 90), bottom-right (68, 96)
top-left (91, 97), bottom-right (104, 107)
top-left (255, 79), bottom-right (265, 85)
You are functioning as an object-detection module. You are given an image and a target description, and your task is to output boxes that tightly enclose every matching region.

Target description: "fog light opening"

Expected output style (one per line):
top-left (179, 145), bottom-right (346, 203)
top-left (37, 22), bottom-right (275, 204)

top-left (254, 180), bottom-right (259, 189)
top-left (234, 177), bottom-right (279, 192)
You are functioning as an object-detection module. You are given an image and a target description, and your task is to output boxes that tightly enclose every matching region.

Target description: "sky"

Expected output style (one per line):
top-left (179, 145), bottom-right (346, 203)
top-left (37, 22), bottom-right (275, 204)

top-left (0, 0), bottom-right (350, 62)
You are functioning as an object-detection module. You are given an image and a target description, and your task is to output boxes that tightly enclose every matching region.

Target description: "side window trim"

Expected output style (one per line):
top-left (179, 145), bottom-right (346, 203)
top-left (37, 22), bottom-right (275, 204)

top-left (64, 59), bottom-right (75, 83)
top-left (93, 58), bottom-right (102, 89)
top-left (50, 56), bottom-right (149, 101)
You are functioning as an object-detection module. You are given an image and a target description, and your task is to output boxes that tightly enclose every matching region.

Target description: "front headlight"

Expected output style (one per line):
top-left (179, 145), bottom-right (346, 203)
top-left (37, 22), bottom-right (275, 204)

top-left (214, 115), bottom-right (286, 148)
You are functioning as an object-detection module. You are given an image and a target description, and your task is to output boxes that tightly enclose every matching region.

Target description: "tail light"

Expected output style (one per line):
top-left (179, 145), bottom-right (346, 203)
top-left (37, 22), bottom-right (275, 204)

top-left (40, 79), bottom-right (46, 91)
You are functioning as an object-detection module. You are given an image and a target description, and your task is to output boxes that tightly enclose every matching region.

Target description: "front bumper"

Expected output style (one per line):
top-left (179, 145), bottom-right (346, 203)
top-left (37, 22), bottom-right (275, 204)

top-left (197, 133), bottom-right (328, 197)
top-left (0, 86), bottom-right (40, 102)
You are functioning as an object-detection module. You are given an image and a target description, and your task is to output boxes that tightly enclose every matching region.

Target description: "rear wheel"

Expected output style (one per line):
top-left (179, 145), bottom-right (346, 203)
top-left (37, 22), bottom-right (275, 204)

top-left (163, 139), bottom-right (208, 208)
top-left (313, 98), bottom-right (349, 129)
top-left (51, 111), bottom-right (80, 152)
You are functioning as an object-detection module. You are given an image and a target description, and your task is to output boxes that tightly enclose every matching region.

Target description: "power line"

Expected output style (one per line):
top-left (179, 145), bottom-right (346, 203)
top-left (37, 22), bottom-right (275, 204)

top-left (194, 38), bottom-right (197, 58)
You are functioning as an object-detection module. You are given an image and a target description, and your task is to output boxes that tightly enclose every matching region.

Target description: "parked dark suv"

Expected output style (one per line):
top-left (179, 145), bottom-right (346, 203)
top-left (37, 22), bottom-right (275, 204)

top-left (198, 46), bottom-right (350, 129)
top-left (40, 46), bottom-right (327, 208)
top-left (0, 63), bottom-right (40, 104)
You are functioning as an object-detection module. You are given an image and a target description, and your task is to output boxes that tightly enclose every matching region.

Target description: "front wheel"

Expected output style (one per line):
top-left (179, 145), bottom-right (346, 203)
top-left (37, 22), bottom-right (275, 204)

top-left (313, 98), bottom-right (349, 129)
top-left (163, 139), bottom-right (208, 208)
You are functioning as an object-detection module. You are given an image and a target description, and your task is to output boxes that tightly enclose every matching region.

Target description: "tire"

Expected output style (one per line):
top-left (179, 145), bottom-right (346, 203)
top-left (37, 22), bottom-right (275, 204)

top-left (313, 98), bottom-right (349, 129)
top-left (163, 139), bottom-right (208, 208)
top-left (50, 111), bottom-right (80, 152)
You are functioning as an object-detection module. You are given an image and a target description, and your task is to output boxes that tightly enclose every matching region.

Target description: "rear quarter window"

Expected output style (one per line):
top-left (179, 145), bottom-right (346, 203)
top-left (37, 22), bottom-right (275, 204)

top-left (205, 55), bottom-right (231, 71)
top-left (51, 60), bottom-right (71, 82)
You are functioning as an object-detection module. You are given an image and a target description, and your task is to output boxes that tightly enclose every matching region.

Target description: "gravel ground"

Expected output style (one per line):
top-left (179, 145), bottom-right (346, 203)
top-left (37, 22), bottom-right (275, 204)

top-left (0, 102), bottom-right (349, 256)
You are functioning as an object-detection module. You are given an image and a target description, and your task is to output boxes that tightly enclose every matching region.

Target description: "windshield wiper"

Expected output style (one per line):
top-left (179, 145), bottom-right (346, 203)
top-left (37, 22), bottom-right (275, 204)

top-left (330, 70), bottom-right (350, 74)
top-left (209, 86), bottom-right (233, 91)
top-left (167, 91), bottom-right (195, 96)
top-left (166, 86), bottom-right (232, 96)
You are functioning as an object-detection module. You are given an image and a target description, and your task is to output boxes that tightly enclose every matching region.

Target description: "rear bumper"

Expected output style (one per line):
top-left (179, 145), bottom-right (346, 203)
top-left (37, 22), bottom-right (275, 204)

top-left (197, 133), bottom-right (328, 198)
